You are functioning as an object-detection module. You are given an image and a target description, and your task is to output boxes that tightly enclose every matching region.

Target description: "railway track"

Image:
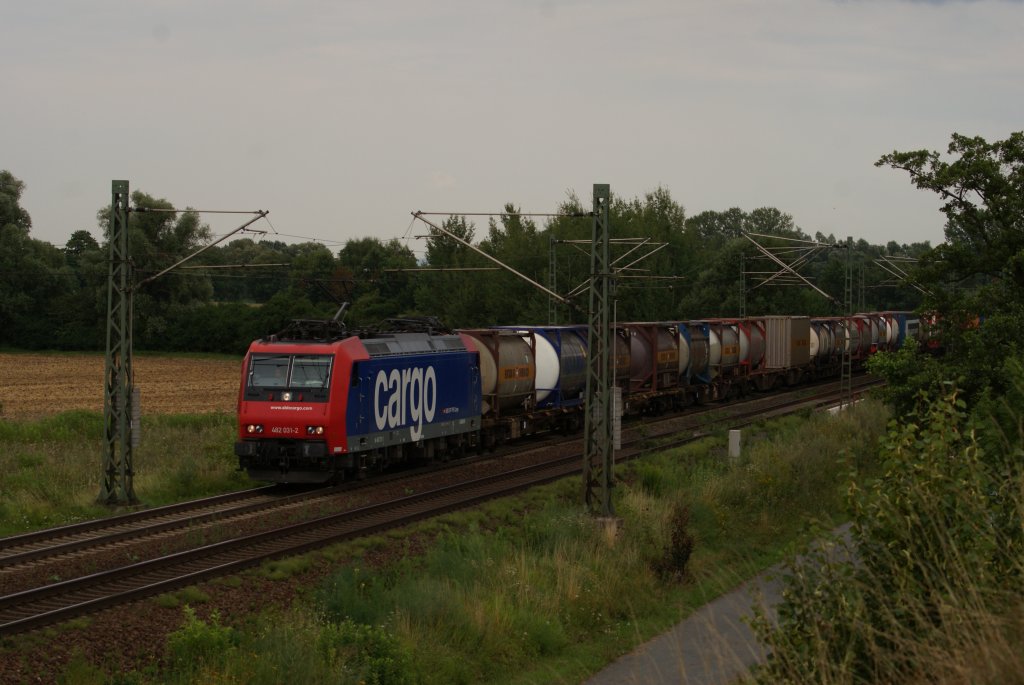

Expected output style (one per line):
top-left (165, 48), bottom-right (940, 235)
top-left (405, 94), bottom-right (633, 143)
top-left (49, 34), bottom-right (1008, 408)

top-left (0, 374), bottom-right (873, 571)
top-left (0, 485), bottom-right (285, 569)
top-left (0, 452), bottom-right (512, 571)
top-left (0, 376), bottom-right (879, 637)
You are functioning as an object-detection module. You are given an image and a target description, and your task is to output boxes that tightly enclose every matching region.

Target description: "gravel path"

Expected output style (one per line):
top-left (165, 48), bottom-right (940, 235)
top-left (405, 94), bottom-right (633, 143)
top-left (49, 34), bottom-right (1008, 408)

top-left (585, 524), bottom-right (853, 685)
top-left (585, 566), bottom-right (782, 684)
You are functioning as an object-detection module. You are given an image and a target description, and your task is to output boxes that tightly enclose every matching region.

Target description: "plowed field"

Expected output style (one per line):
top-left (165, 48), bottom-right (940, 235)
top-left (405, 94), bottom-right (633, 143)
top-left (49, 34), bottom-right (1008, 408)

top-left (0, 353), bottom-right (241, 420)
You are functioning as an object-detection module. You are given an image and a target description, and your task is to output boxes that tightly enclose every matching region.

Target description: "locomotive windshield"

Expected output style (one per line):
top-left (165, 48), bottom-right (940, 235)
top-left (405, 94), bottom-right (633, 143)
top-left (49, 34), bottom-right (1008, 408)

top-left (248, 354), bottom-right (333, 389)
top-left (291, 355), bottom-right (332, 388)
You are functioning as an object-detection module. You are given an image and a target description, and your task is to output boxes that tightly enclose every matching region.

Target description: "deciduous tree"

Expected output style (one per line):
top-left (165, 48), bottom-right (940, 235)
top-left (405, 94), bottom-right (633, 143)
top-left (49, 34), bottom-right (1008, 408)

top-left (874, 131), bottom-right (1024, 404)
top-left (0, 170), bottom-right (32, 233)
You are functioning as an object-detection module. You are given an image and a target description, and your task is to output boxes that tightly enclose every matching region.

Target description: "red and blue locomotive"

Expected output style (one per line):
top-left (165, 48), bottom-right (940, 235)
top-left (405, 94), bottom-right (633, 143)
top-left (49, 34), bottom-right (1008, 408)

top-left (235, 318), bottom-right (483, 483)
top-left (236, 312), bottom-right (922, 483)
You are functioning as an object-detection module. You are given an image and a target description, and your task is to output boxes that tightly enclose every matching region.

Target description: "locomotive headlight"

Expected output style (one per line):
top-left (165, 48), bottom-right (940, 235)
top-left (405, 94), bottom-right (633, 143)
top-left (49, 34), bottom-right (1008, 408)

top-left (281, 392), bottom-right (292, 402)
top-left (316, 426), bottom-right (324, 435)
top-left (246, 424), bottom-right (264, 434)
top-left (306, 425), bottom-right (325, 435)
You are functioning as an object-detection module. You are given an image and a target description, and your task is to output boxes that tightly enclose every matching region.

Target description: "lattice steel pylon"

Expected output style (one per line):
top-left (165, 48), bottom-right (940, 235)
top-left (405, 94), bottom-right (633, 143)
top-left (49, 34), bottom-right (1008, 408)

top-left (841, 236), bottom-right (853, 407)
top-left (100, 180), bottom-right (137, 505)
top-left (582, 184), bottom-right (615, 516)
top-left (97, 187), bottom-right (267, 506)
top-left (548, 235), bottom-right (558, 325)
top-left (740, 253), bottom-right (747, 318)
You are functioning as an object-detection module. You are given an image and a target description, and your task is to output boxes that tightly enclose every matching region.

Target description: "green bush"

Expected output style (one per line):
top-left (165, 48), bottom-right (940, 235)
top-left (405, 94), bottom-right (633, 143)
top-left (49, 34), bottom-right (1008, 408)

top-left (166, 606), bottom-right (236, 677)
top-left (57, 650), bottom-right (106, 685)
top-left (866, 345), bottom-right (949, 417)
top-left (653, 502), bottom-right (695, 582)
top-left (754, 373), bottom-right (1024, 684)
top-left (317, 619), bottom-right (413, 685)
top-left (317, 565), bottom-right (394, 626)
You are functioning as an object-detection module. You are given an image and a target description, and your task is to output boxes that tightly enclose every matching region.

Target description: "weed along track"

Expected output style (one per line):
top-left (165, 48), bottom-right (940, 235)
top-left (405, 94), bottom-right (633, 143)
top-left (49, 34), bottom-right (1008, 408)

top-left (0, 376), bottom-right (878, 637)
top-left (0, 486), bottom-right (284, 569)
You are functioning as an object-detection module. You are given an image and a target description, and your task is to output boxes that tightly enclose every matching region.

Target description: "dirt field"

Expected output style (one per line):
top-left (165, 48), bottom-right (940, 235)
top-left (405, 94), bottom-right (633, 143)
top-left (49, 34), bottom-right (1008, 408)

top-left (0, 353), bottom-right (242, 420)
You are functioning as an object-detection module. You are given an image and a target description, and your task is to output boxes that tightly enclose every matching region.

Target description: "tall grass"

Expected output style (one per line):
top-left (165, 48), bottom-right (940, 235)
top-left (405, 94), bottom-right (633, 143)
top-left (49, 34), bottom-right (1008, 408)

top-left (141, 400), bottom-right (890, 685)
top-left (753, 370), bottom-right (1024, 684)
top-left (0, 411), bottom-right (248, 535)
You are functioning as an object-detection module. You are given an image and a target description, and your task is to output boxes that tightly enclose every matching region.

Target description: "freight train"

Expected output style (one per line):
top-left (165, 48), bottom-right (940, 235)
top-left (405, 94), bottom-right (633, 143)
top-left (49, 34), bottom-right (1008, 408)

top-left (235, 312), bottom-right (921, 483)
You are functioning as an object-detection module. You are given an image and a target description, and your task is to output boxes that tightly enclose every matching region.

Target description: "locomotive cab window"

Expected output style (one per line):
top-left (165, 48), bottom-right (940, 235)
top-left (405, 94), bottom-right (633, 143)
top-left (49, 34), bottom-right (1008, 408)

top-left (249, 354), bottom-right (291, 388)
top-left (291, 355), bottom-right (332, 389)
top-left (248, 354), bottom-right (333, 389)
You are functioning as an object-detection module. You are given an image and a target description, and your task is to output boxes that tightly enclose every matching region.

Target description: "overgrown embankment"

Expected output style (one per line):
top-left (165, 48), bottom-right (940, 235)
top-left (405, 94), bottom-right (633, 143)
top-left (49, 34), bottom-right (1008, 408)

top-left (126, 402), bottom-right (888, 685)
top-left (3, 397), bottom-right (896, 683)
top-left (753, 363), bottom-right (1024, 685)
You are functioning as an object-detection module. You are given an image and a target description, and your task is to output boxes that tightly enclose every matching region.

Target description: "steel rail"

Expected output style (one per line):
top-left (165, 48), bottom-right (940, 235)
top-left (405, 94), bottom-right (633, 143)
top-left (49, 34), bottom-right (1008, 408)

top-left (0, 486), bottom-right (280, 566)
top-left (0, 378), bottom-right (880, 637)
top-left (0, 375), bottom-right (877, 570)
top-left (0, 487), bottom-right (337, 570)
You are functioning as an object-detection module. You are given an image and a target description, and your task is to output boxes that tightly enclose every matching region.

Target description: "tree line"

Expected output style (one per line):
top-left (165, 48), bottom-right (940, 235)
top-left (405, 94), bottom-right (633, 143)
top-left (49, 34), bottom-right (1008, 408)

top-left (1, 176), bottom-right (934, 356)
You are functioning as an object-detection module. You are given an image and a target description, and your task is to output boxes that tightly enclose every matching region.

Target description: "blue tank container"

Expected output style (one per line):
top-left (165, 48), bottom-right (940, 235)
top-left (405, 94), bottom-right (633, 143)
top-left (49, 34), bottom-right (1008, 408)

top-left (495, 325), bottom-right (588, 409)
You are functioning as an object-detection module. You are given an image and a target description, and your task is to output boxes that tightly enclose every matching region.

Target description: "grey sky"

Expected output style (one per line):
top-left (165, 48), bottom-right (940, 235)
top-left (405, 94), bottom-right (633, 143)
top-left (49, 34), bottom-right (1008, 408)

top-left (3, 0), bottom-right (1021, 256)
